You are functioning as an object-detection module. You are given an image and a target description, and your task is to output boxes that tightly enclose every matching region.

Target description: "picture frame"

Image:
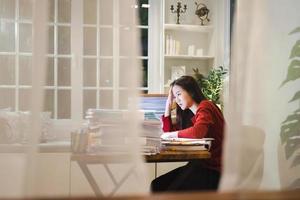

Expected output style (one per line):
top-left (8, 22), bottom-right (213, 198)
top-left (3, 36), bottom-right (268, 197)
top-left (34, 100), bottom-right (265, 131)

top-left (171, 66), bottom-right (186, 81)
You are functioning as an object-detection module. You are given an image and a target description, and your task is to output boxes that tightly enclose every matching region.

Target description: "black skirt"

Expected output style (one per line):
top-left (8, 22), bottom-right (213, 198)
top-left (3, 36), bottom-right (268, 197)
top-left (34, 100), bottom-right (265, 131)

top-left (151, 161), bottom-right (220, 193)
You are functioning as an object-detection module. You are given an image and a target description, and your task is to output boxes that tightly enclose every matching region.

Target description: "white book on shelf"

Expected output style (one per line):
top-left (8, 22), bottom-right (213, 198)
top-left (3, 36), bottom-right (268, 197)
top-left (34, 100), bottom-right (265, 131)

top-left (165, 34), bottom-right (170, 55)
top-left (169, 36), bottom-right (173, 55)
top-left (173, 39), bottom-right (176, 55)
top-left (175, 41), bottom-right (180, 55)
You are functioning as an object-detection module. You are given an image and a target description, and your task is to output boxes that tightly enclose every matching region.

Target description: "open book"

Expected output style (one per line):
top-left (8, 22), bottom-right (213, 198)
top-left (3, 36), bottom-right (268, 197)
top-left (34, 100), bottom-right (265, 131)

top-left (161, 138), bottom-right (214, 151)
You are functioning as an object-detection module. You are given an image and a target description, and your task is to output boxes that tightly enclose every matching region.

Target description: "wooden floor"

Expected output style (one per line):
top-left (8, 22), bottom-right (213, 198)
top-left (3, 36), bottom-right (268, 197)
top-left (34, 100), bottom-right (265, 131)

top-left (12, 190), bottom-right (299, 200)
top-left (135, 190), bottom-right (300, 200)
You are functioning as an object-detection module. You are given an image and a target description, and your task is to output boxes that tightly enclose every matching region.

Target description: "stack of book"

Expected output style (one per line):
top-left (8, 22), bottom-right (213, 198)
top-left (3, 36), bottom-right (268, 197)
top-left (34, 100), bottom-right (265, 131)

top-left (161, 138), bottom-right (214, 151)
top-left (81, 109), bottom-right (162, 155)
top-left (140, 110), bottom-right (162, 155)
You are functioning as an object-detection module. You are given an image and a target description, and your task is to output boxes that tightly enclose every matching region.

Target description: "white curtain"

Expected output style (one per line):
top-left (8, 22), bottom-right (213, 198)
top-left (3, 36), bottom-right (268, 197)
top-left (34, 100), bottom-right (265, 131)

top-left (221, 0), bottom-right (300, 190)
top-left (0, 0), bottom-right (148, 198)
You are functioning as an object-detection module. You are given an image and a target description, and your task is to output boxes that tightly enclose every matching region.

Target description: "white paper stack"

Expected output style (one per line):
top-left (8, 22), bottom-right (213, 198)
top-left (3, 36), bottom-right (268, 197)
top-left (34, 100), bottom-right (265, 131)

top-left (161, 138), bottom-right (214, 151)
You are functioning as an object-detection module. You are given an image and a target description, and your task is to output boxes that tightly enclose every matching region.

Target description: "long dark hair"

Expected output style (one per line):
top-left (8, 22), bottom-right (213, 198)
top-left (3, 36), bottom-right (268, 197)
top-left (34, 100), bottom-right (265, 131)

top-left (170, 76), bottom-right (206, 129)
top-left (172, 75), bottom-right (206, 104)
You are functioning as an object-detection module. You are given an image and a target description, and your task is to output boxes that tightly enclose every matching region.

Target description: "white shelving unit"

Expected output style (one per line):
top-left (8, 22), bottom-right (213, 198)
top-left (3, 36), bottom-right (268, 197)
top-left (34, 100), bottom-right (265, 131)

top-left (165, 55), bottom-right (214, 60)
top-left (160, 0), bottom-right (228, 93)
top-left (164, 24), bottom-right (214, 33)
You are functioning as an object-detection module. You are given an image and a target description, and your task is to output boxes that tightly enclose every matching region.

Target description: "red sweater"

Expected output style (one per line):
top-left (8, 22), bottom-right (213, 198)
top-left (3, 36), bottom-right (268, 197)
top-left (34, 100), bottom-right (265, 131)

top-left (162, 100), bottom-right (224, 172)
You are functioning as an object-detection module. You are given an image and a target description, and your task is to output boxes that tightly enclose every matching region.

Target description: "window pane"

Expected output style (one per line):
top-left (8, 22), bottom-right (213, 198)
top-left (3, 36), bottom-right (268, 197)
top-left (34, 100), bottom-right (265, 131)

top-left (99, 28), bottom-right (113, 56)
top-left (19, 89), bottom-right (32, 111)
top-left (19, 23), bottom-right (32, 52)
top-left (0, 0), bottom-right (15, 19)
top-left (138, 0), bottom-right (149, 25)
top-left (141, 59), bottom-right (148, 87)
top-left (99, 0), bottom-right (113, 25)
top-left (0, 88), bottom-right (15, 110)
top-left (58, 0), bottom-right (71, 23)
top-left (99, 90), bottom-right (113, 109)
top-left (58, 58), bottom-right (71, 86)
top-left (48, 26), bottom-right (54, 54)
top-left (140, 28), bottom-right (148, 56)
top-left (119, 58), bottom-right (130, 87)
top-left (84, 0), bottom-right (97, 24)
top-left (58, 89), bottom-right (71, 119)
top-left (0, 55), bottom-right (15, 85)
top-left (19, 56), bottom-right (32, 85)
top-left (83, 58), bottom-right (97, 87)
top-left (83, 27), bottom-right (97, 55)
top-left (83, 89), bottom-right (96, 116)
top-left (0, 22), bottom-right (15, 52)
top-left (119, 27), bottom-right (132, 56)
top-left (43, 89), bottom-right (54, 118)
top-left (99, 59), bottom-right (113, 87)
top-left (19, 0), bottom-right (32, 20)
top-left (57, 26), bottom-right (71, 54)
top-left (119, 0), bottom-right (132, 26)
top-left (48, 0), bottom-right (54, 22)
top-left (119, 90), bottom-right (128, 109)
top-left (46, 57), bottom-right (54, 86)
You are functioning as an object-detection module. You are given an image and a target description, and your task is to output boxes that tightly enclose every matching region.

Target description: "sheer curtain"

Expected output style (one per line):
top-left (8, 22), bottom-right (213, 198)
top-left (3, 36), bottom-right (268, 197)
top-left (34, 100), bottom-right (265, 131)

top-left (0, 0), bottom-right (149, 198)
top-left (221, 0), bottom-right (300, 190)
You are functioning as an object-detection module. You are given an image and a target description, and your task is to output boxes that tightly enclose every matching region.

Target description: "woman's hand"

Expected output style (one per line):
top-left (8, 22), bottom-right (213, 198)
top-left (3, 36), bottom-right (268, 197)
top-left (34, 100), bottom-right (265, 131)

top-left (164, 87), bottom-right (174, 117)
top-left (160, 131), bottom-right (178, 140)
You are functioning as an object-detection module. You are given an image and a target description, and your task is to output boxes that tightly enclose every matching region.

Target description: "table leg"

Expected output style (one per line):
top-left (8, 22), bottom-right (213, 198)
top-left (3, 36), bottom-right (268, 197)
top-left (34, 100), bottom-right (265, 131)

top-left (77, 161), bottom-right (103, 197)
top-left (108, 165), bottom-right (136, 196)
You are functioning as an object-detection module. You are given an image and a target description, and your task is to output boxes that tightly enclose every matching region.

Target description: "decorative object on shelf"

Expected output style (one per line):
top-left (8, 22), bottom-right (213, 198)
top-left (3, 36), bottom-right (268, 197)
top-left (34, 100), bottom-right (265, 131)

top-left (188, 45), bottom-right (195, 56)
top-left (170, 1), bottom-right (187, 24)
top-left (193, 66), bottom-right (228, 106)
top-left (195, 2), bottom-right (210, 25)
top-left (171, 66), bottom-right (186, 81)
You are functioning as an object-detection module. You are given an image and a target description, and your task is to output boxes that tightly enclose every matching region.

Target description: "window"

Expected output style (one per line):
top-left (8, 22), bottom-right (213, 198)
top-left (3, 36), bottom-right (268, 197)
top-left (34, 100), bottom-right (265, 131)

top-left (0, 0), bottom-right (33, 111)
top-left (0, 0), bottom-right (154, 120)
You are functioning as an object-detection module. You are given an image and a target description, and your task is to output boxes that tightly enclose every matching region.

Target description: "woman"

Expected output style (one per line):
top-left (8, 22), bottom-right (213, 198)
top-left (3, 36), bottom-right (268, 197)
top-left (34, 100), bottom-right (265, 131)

top-left (151, 76), bottom-right (224, 192)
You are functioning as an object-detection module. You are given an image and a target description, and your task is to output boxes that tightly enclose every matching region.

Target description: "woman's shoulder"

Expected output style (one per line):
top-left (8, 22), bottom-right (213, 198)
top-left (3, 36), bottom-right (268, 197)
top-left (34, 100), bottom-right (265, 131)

top-left (198, 100), bottom-right (215, 109)
top-left (197, 100), bottom-right (224, 120)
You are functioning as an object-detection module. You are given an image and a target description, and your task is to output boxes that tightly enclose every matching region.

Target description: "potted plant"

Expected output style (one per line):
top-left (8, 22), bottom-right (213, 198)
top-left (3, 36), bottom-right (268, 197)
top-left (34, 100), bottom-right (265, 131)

top-left (193, 66), bottom-right (228, 109)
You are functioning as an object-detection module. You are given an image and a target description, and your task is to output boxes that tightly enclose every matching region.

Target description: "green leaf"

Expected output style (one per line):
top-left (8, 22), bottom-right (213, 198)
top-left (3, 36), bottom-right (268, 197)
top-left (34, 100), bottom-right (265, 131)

top-left (280, 118), bottom-right (300, 144)
top-left (281, 109), bottom-right (300, 124)
top-left (289, 27), bottom-right (300, 35)
top-left (290, 40), bottom-right (300, 59)
top-left (289, 91), bottom-right (300, 102)
top-left (291, 155), bottom-right (300, 168)
top-left (280, 59), bottom-right (300, 87)
top-left (285, 137), bottom-right (300, 159)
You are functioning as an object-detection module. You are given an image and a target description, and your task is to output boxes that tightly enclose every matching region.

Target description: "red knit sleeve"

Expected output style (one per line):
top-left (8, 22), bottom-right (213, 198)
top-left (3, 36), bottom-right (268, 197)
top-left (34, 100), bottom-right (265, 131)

top-left (178, 107), bottom-right (213, 138)
top-left (161, 115), bottom-right (175, 132)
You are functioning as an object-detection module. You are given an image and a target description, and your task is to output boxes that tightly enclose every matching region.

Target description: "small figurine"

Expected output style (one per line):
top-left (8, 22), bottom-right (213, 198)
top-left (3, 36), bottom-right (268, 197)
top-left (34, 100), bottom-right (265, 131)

top-left (195, 2), bottom-right (210, 25)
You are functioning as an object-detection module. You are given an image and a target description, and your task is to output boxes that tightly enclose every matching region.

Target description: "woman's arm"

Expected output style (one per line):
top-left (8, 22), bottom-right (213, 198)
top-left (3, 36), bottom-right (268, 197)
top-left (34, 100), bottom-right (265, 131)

top-left (164, 87), bottom-right (173, 117)
top-left (178, 107), bottom-right (213, 138)
top-left (161, 87), bottom-right (175, 132)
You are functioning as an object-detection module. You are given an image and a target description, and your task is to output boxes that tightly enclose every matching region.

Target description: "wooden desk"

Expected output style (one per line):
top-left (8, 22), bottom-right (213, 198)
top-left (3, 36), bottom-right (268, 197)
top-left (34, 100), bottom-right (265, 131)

top-left (71, 150), bottom-right (210, 163)
top-left (145, 149), bottom-right (210, 163)
top-left (70, 150), bottom-right (210, 197)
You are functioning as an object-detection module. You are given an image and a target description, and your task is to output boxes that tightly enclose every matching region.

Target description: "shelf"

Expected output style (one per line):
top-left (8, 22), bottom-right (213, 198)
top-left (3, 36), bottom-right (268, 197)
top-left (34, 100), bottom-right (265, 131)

top-left (164, 55), bottom-right (214, 60)
top-left (164, 24), bottom-right (213, 33)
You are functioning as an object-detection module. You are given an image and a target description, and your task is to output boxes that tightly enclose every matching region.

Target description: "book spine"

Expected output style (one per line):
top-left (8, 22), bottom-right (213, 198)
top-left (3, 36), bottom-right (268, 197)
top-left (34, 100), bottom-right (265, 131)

top-left (165, 35), bottom-right (169, 55)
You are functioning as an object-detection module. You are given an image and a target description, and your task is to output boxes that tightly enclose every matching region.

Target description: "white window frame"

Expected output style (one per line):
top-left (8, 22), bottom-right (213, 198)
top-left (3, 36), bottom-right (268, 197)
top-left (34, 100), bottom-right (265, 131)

top-left (0, 0), bottom-right (161, 134)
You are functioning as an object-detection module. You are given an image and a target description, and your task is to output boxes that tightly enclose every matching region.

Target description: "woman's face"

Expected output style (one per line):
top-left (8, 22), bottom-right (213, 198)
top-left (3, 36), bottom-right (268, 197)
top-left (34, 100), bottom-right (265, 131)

top-left (172, 85), bottom-right (194, 110)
